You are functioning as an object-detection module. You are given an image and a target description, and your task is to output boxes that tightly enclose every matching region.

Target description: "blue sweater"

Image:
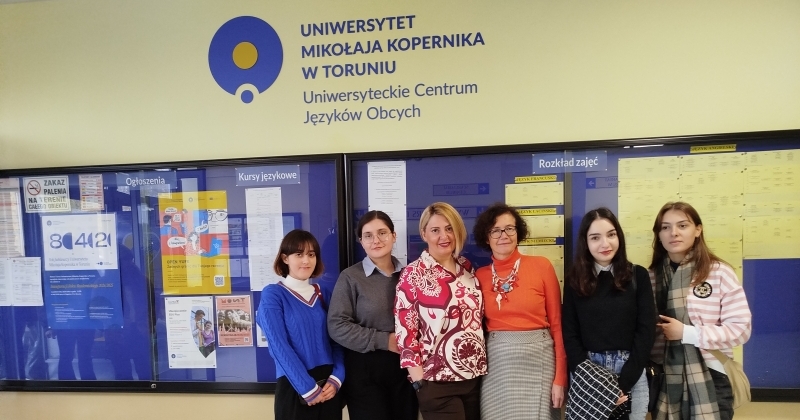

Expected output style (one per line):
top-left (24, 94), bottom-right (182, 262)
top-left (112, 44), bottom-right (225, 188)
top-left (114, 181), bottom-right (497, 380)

top-left (257, 280), bottom-right (345, 402)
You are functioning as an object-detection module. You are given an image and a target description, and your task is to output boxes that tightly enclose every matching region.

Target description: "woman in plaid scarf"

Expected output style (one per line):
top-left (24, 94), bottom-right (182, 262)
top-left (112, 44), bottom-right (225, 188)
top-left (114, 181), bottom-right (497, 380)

top-left (649, 202), bottom-right (752, 420)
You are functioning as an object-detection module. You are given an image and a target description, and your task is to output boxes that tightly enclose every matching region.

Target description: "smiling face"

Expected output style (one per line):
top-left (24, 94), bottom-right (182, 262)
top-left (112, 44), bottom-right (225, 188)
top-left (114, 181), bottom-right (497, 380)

top-left (658, 209), bottom-right (702, 263)
top-left (360, 218), bottom-right (396, 261)
top-left (487, 212), bottom-right (518, 259)
top-left (587, 218), bottom-right (619, 266)
top-left (282, 242), bottom-right (317, 280)
top-left (421, 214), bottom-right (455, 262)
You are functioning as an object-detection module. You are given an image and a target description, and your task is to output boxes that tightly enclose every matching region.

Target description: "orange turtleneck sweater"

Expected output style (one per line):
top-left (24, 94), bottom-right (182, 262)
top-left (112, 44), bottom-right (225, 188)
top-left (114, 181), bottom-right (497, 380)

top-left (475, 247), bottom-right (567, 386)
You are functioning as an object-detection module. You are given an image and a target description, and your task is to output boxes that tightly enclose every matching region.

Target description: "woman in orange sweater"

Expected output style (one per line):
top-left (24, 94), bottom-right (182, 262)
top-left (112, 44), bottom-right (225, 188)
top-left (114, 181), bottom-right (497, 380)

top-left (473, 203), bottom-right (567, 420)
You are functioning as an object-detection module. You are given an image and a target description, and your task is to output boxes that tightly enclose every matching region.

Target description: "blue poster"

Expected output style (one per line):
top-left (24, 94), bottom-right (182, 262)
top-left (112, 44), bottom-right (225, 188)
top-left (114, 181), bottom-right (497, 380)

top-left (41, 214), bottom-right (124, 329)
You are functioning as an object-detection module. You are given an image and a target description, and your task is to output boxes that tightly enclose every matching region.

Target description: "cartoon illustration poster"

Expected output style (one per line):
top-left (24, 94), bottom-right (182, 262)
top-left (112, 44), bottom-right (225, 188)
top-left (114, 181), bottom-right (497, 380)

top-left (165, 296), bottom-right (217, 368)
top-left (158, 191), bottom-right (231, 295)
top-left (214, 295), bottom-right (253, 347)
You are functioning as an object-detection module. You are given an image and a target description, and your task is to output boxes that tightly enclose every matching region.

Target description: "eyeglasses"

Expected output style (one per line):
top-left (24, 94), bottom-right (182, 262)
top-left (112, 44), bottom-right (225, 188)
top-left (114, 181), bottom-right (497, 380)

top-left (361, 231), bottom-right (392, 243)
top-left (489, 226), bottom-right (517, 239)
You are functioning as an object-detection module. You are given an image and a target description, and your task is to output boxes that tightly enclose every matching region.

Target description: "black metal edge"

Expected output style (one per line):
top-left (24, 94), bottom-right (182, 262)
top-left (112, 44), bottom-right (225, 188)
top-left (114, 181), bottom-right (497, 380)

top-left (0, 153), bottom-right (344, 177)
top-left (0, 380), bottom-right (275, 394)
top-left (342, 154), bottom-right (356, 267)
top-left (2, 380), bottom-right (798, 401)
top-left (3, 129), bottom-right (800, 396)
top-left (752, 388), bottom-right (800, 402)
top-left (334, 154), bottom-right (349, 273)
top-left (341, 129), bottom-right (800, 162)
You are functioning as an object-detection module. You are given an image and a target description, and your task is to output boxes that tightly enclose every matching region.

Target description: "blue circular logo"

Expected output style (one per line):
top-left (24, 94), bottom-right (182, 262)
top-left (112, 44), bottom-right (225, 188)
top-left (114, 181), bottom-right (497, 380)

top-left (208, 16), bottom-right (283, 103)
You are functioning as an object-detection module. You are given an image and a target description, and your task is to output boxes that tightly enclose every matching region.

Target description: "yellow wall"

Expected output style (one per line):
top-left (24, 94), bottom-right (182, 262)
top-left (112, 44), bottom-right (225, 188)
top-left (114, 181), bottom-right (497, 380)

top-left (1, 0), bottom-right (799, 169)
top-left (1, 0), bottom-right (799, 418)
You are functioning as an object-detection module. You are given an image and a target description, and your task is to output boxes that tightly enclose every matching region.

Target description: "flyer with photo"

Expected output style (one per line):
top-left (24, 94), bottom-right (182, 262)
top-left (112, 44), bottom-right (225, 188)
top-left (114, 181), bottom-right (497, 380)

top-left (215, 295), bottom-right (253, 347)
top-left (165, 296), bottom-right (217, 368)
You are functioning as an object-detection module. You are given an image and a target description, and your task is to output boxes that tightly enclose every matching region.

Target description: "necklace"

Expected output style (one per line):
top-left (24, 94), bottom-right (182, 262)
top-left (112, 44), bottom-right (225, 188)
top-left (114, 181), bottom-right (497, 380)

top-left (491, 258), bottom-right (521, 310)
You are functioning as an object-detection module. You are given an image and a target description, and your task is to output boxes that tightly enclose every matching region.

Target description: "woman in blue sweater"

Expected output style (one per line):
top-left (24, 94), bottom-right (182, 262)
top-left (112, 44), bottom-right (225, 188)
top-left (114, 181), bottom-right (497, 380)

top-left (256, 229), bottom-right (345, 420)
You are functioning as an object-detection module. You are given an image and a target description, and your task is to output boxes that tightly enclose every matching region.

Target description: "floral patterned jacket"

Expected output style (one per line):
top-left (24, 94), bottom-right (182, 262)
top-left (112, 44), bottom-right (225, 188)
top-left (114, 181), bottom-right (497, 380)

top-left (394, 250), bottom-right (487, 381)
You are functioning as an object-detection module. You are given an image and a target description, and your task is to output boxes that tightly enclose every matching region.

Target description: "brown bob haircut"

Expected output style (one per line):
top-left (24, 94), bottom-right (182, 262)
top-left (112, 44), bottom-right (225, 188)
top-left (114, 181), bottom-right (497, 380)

top-left (273, 229), bottom-right (324, 278)
top-left (472, 203), bottom-right (529, 251)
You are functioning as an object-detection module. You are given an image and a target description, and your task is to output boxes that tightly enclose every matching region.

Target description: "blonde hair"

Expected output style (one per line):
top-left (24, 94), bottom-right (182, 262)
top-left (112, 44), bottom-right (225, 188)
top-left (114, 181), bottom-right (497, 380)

top-left (419, 202), bottom-right (467, 256)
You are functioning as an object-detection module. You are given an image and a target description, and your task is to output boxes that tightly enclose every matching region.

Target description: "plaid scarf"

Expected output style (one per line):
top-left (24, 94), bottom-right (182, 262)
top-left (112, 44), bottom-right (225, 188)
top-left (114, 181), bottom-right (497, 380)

top-left (653, 256), bottom-right (720, 420)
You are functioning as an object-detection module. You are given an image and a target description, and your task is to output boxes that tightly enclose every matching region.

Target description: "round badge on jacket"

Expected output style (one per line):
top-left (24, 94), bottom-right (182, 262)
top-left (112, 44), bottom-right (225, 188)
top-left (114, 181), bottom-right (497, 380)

top-left (693, 281), bottom-right (713, 298)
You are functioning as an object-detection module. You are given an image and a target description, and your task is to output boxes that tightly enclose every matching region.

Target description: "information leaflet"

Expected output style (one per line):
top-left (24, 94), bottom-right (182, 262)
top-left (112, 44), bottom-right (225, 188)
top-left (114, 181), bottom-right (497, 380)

top-left (41, 214), bottom-right (123, 329)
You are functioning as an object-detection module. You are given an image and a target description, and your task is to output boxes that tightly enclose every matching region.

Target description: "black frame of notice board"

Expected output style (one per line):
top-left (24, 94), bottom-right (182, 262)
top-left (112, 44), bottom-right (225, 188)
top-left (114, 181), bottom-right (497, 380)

top-left (344, 129), bottom-right (800, 403)
top-left (1, 131), bottom-right (800, 402)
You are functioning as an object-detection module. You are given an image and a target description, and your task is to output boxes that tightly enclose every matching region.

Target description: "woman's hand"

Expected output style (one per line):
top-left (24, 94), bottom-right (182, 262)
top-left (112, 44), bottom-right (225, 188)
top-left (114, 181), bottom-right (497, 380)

top-left (615, 391), bottom-right (629, 406)
top-left (657, 315), bottom-right (685, 341)
top-left (551, 384), bottom-right (564, 408)
top-left (388, 333), bottom-right (400, 354)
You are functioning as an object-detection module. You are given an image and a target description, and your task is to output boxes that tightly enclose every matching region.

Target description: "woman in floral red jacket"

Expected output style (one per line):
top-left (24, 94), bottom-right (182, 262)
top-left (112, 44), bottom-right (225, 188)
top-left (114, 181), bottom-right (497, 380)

top-left (394, 202), bottom-right (487, 420)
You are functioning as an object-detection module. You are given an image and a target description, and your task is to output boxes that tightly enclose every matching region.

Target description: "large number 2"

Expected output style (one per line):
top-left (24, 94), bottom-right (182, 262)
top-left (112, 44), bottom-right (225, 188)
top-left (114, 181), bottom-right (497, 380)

top-left (95, 232), bottom-right (111, 247)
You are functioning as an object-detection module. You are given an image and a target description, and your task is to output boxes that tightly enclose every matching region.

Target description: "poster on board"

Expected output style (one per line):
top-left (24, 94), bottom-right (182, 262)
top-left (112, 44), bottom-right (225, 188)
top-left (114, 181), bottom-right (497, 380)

top-left (165, 296), bottom-right (217, 368)
top-left (0, 257), bottom-right (44, 306)
top-left (214, 295), bottom-right (253, 347)
top-left (40, 213), bottom-right (123, 329)
top-left (0, 184), bottom-right (25, 257)
top-left (245, 187), bottom-right (284, 291)
top-left (159, 191), bottom-right (231, 295)
top-left (23, 176), bottom-right (71, 213)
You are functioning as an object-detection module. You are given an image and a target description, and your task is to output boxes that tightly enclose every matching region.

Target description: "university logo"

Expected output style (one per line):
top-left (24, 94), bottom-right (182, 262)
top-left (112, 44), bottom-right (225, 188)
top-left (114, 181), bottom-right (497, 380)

top-left (208, 16), bottom-right (283, 103)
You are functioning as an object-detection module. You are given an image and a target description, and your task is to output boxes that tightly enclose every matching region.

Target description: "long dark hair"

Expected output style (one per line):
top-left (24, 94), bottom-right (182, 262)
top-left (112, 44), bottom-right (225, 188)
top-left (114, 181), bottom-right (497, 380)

top-left (649, 201), bottom-right (725, 286)
top-left (568, 208), bottom-right (632, 296)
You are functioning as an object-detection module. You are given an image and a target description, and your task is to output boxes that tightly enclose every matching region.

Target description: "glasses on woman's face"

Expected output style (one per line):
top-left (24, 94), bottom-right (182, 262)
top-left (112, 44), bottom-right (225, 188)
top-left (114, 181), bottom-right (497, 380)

top-left (489, 226), bottom-right (517, 239)
top-left (361, 230), bottom-right (391, 243)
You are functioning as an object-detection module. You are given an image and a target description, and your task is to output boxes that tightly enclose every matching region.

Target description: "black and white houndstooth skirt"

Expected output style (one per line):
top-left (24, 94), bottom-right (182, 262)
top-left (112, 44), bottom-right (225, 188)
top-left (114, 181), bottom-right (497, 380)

top-left (480, 329), bottom-right (561, 420)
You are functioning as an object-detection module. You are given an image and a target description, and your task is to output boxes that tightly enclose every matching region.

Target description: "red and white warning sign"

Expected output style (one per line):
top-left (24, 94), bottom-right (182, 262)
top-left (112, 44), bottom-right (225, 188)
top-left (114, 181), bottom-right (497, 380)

top-left (23, 176), bottom-right (71, 213)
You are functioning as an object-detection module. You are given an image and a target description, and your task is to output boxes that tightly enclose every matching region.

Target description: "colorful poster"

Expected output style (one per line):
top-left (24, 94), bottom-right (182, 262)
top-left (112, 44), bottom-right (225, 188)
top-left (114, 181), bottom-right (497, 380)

top-left (159, 191), bottom-right (231, 295)
top-left (40, 214), bottom-right (123, 329)
top-left (165, 296), bottom-right (217, 368)
top-left (214, 295), bottom-right (253, 347)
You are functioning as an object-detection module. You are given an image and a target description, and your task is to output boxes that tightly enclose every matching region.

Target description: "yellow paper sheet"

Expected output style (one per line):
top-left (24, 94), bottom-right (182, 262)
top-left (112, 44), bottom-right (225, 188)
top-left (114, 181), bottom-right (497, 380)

top-left (705, 238), bottom-right (743, 270)
top-left (700, 215), bottom-right (743, 240)
top-left (522, 215), bottom-right (564, 238)
top-left (743, 215), bottom-right (800, 259)
top-left (618, 212), bottom-right (657, 237)
top-left (679, 152), bottom-right (745, 172)
top-left (679, 171), bottom-right (743, 195)
top-left (743, 199), bottom-right (800, 217)
top-left (619, 192), bottom-right (680, 215)
top-left (626, 240), bottom-right (654, 268)
top-left (505, 182), bottom-right (563, 206)
top-left (744, 165), bottom-right (800, 195)
top-left (619, 178), bottom-right (680, 197)
top-left (618, 156), bottom-right (680, 180)
top-left (745, 149), bottom-right (800, 167)
top-left (679, 192), bottom-right (744, 216)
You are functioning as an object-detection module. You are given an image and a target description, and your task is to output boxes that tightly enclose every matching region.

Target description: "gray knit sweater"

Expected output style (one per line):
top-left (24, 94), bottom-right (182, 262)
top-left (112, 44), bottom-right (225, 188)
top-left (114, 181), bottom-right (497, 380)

top-left (326, 257), bottom-right (402, 353)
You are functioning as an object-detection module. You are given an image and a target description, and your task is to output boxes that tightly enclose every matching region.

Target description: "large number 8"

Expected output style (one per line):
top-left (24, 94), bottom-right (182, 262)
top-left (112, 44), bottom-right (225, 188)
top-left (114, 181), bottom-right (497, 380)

top-left (50, 233), bottom-right (63, 249)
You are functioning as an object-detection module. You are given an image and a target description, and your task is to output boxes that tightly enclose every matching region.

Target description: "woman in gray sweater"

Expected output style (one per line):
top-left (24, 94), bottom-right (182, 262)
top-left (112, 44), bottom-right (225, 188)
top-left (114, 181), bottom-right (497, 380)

top-left (327, 211), bottom-right (418, 420)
